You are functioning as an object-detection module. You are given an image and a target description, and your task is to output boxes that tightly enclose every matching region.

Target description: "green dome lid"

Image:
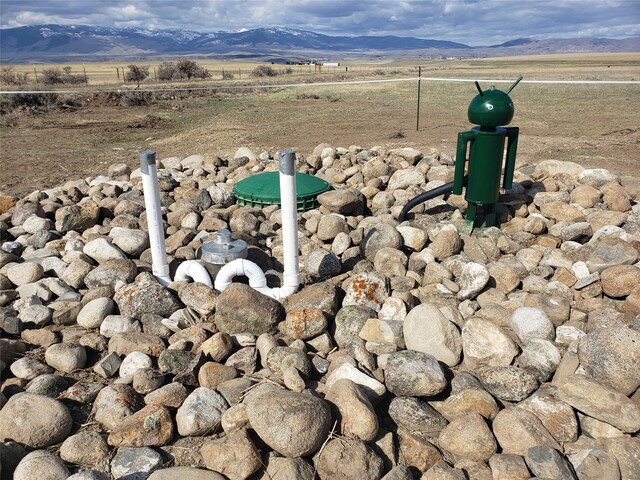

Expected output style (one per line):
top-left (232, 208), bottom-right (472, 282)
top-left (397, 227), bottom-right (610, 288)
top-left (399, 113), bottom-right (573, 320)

top-left (233, 171), bottom-right (331, 211)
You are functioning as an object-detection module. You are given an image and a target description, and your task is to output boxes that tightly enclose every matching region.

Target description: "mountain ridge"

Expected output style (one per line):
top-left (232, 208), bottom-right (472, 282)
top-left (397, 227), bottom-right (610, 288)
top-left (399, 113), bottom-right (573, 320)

top-left (1, 24), bottom-right (638, 63)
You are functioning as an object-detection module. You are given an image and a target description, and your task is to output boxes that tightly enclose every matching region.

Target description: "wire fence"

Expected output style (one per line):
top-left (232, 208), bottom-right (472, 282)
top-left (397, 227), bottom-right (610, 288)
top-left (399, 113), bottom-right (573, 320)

top-left (1, 76), bottom-right (638, 95)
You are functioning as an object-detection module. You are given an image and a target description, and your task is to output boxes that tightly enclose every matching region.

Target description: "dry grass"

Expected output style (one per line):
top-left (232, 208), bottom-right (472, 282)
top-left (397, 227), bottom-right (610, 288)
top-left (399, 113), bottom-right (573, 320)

top-left (1, 53), bottom-right (639, 197)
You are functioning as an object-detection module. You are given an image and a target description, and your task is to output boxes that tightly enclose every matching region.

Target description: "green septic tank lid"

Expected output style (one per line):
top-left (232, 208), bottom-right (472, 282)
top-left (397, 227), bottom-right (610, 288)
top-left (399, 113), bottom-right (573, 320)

top-left (233, 171), bottom-right (331, 211)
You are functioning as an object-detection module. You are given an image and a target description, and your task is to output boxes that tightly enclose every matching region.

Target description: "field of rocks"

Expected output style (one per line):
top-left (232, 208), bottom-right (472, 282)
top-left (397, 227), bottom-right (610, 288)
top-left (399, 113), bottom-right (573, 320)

top-left (0, 143), bottom-right (639, 479)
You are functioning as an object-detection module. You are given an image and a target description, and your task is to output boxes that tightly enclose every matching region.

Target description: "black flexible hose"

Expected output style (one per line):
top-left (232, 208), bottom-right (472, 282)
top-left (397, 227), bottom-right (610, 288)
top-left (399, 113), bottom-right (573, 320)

top-left (398, 180), bottom-right (458, 222)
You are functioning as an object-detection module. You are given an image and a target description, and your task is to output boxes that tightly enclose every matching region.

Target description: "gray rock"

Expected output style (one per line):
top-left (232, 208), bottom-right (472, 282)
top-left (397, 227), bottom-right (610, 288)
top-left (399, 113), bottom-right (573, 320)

top-left (60, 430), bottom-right (110, 469)
top-left (403, 303), bottom-right (462, 367)
top-left (525, 445), bottom-right (577, 479)
top-left (325, 378), bottom-right (378, 441)
top-left (144, 382), bottom-right (189, 408)
top-left (578, 168), bottom-right (620, 188)
top-left (110, 227), bottom-right (150, 257)
top-left (61, 259), bottom-right (93, 289)
top-left (92, 384), bottom-right (145, 430)
top-left (77, 297), bottom-right (115, 329)
top-left (578, 326), bottom-right (640, 395)
top-left (586, 238), bottom-right (638, 273)
top-left (85, 258), bottom-right (137, 289)
top-left (115, 272), bottom-right (181, 319)
top-left (94, 352), bottom-right (122, 378)
top-left (246, 390), bottom-right (332, 458)
top-left (44, 343), bottom-right (87, 373)
top-left (178, 282), bottom-right (218, 316)
top-left (315, 437), bottom-right (384, 480)
top-left (462, 318), bottom-right (519, 369)
top-left (325, 362), bottom-right (386, 401)
top-left (457, 262), bottom-right (490, 300)
top-left (558, 374), bottom-right (640, 433)
top-left (361, 223), bottom-right (403, 261)
top-left (214, 283), bottom-right (285, 335)
top-left (261, 456), bottom-right (315, 480)
top-left (0, 393), bottom-right (73, 447)
top-left (14, 450), bottom-right (69, 480)
top-left (429, 224), bottom-right (462, 260)
top-left (100, 315), bottom-right (141, 338)
top-left (317, 214), bottom-right (349, 241)
top-left (381, 466), bottom-right (414, 480)
top-left (333, 305), bottom-right (376, 347)
top-left (176, 387), bottom-right (228, 436)
top-left (119, 351), bottom-right (154, 378)
top-left (25, 374), bottom-right (69, 397)
top-left (6, 262), bottom-right (43, 286)
top-left (518, 339), bottom-right (561, 382)
top-left (476, 366), bottom-right (539, 402)
top-left (570, 448), bottom-right (620, 480)
top-left (9, 357), bottom-right (52, 380)
top-left (317, 189), bottom-right (363, 215)
top-left (17, 304), bottom-right (52, 327)
top-left (83, 237), bottom-right (127, 263)
top-left (55, 199), bottom-right (100, 233)
top-left (438, 412), bottom-right (497, 462)
top-left (304, 248), bottom-right (342, 278)
top-left (492, 407), bottom-right (561, 456)
top-left (388, 167), bottom-right (425, 190)
top-left (148, 467), bottom-right (225, 480)
top-left (374, 247), bottom-right (408, 277)
top-left (111, 446), bottom-right (163, 480)
top-left (385, 350), bottom-right (447, 397)
top-left (200, 428), bottom-right (262, 480)
top-left (388, 396), bottom-right (448, 439)
top-left (510, 306), bottom-right (555, 344)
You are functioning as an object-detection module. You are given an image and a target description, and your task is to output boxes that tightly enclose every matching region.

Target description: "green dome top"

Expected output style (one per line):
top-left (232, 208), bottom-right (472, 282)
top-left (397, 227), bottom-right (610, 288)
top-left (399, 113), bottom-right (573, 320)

top-left (233, 171), bottom-right (331, 211)
top-left (468, 86), bottom-right (514, 127)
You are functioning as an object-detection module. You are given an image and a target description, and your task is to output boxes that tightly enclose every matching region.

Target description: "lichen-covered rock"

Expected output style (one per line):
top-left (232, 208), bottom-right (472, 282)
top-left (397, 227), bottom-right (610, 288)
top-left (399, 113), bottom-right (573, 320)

top-left (214, 283), bottom-right (285, 335)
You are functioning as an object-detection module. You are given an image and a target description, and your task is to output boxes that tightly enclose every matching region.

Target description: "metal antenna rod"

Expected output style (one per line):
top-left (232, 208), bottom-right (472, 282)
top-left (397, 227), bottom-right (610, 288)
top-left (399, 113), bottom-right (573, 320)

top-left (506, 76), bottom-right (523, 94)
top-left (474, 81), bottom-right (484, 96)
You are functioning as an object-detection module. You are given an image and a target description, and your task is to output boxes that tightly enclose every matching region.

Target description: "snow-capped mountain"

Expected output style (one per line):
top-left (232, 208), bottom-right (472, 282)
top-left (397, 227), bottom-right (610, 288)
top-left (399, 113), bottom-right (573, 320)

top-left (1, 24), bottom-right (638, 62)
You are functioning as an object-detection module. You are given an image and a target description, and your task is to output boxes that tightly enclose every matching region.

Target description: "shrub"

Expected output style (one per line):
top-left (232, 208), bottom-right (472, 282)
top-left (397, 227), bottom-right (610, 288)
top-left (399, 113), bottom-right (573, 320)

top-left (251, 65), bottom-right (278, 77)
top-left (126, 64), bottom-right (150, 88)
top-left (61, 66), bottom-right (86, 85)
top-left (222, 71), bottom-right (235, 80)
top-left (41, 68), bottom-right (65, 85)
top-left (176, 60), bottom-right (211, 79)
top-left (157, 62), bottom-right (178, 81)
top-left (0, 66), bottom-right (29, 86)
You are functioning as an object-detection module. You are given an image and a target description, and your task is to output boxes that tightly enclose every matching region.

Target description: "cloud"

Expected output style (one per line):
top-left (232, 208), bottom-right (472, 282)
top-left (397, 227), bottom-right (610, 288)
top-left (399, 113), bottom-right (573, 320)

top-left (1, 0), bottom-right (638, 45)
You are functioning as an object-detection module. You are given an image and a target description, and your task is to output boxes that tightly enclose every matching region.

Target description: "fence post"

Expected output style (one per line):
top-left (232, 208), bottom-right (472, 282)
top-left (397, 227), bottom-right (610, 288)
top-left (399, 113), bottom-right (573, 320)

top-left (116, 67), bottom-right (120, 80)
top-left (83, 64), bottom-right (88, 85)
top-left (153, 66), bottom-right (157, 82)
top-left (416, 66), bottom-right (422, 131)
top-left (33, 65), bottom-right (38, 87)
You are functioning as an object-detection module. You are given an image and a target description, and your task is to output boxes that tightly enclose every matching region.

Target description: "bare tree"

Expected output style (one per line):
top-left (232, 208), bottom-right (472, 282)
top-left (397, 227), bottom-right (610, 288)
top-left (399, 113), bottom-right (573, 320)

top-left (126, 64), bottom-right (150, 89)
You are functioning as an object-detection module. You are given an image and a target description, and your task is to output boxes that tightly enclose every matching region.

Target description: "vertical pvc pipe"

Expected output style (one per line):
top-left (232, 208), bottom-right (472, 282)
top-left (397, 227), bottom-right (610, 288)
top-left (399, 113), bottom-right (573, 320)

top-left (278, 149), bottom-right (300, 293)
top-left (139, 150), bottom-right (171, 286)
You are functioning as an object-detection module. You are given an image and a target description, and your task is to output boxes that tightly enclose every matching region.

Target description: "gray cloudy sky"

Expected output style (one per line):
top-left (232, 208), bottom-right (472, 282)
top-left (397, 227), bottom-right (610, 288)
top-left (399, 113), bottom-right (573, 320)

top-left (1, 0), bottom-right (639, 46)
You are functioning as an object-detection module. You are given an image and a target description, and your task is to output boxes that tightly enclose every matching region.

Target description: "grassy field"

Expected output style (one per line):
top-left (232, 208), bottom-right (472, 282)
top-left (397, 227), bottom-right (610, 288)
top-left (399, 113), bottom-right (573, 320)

top-left (1, 53), bottom-right (639, 197)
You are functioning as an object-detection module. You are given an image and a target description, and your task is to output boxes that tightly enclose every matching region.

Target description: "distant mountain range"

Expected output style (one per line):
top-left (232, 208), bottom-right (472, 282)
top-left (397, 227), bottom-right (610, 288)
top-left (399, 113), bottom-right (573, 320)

top-left (1, 24), bottom-right (638, 63)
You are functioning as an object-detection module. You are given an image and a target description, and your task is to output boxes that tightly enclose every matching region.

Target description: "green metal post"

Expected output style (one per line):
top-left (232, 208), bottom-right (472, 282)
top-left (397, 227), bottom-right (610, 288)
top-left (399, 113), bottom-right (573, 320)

top-left (416, 66), bottom-right (422, 131)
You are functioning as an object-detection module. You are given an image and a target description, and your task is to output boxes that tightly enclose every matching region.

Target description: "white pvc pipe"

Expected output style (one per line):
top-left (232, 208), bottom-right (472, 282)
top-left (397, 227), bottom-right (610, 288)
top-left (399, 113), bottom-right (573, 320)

top-left (139, 150), bottom-right (172, 286)
top-left (175, 260), bottom-right (213, 288)
top-left (214, 150), bottom-right (300, 300)
top-left (278, 149), bottom-right (301, 295)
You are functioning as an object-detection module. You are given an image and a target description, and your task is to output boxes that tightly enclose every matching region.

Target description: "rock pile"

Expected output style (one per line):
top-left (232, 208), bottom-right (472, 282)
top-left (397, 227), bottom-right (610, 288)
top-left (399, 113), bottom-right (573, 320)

top-left (1, 145), bottom-right (639, 479)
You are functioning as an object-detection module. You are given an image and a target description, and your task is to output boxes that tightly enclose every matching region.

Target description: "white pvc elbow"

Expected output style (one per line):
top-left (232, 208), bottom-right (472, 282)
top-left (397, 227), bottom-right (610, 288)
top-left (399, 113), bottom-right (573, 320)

top-left (214, 258), bottom-right (298, 301)
top-left (175, 260), bottom-right (213, 288)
